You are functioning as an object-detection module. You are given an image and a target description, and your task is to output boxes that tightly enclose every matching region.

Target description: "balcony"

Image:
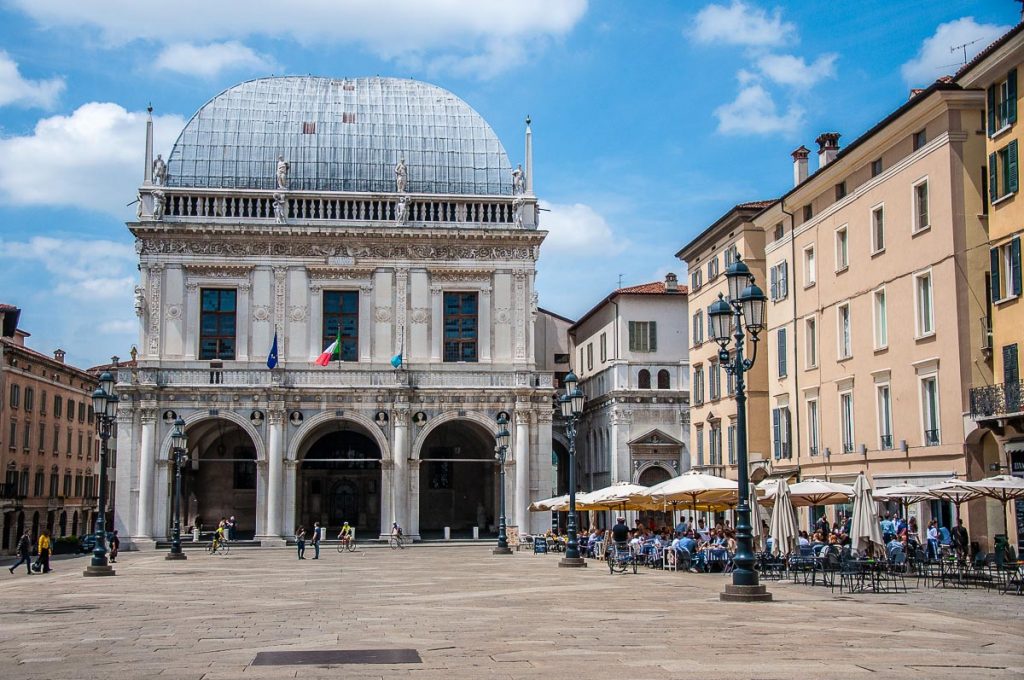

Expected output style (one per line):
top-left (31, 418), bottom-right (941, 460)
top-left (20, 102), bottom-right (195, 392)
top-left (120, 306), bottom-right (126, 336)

top-left (880, 434), bottom-right (893, 450)
top-left (0, 483), bottom-right (26, 508)
top-left (924, 429), bottom-right (940, 447)
top-left (842, 441), bottom-right (855, 454)
top-left (970, 380), bottom-right (1024, 420)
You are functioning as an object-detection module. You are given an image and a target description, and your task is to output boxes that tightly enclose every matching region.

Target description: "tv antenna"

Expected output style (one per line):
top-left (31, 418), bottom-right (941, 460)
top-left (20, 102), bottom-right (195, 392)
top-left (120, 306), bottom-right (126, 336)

top-left (950, 37), bottom-right (984, 66)
top-left (617, 273), bottom-right (624, 289)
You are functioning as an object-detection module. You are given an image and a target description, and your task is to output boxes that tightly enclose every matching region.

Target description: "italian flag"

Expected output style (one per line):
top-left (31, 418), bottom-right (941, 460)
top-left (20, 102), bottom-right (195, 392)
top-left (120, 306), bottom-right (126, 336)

top-left (314, 331), bottom-right (340, 366)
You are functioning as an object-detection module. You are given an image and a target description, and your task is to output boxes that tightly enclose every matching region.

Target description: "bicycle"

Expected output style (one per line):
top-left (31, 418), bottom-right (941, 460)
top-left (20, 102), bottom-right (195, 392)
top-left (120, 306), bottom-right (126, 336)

top-left (389, 534), bottom-right (405, 550)
top-left (336, 536), bottom-right (356, 553)
top-left (607, 542), bottom-right (638, 574)
top-left (207, 539), bottom-right (230, 556)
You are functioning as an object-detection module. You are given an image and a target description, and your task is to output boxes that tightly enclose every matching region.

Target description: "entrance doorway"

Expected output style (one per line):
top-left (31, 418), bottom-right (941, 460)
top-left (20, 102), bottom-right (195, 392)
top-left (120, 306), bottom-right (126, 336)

top-left (638, 466), bottom-right (673, 529)
top-left (418, 420), bottom-right (496, 539)
top-left (178, 418), bottom-right (259, 538)
top-left (297, 424), bottom-right (381, 536)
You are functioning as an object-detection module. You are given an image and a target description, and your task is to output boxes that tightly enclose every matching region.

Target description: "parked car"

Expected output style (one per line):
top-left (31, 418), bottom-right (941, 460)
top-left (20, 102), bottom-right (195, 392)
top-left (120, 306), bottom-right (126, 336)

top-left (77, 532), bottom-right (116, 554)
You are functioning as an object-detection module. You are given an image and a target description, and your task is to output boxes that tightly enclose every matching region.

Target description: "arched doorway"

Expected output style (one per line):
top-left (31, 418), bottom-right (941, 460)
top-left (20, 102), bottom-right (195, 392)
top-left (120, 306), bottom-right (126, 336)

top-left (179, 418), bottom-right (259, 538)
top-left (59, 511), bottom-right (67, 537)
top-left (638, 465), bottom-right (673, 529)
top-left (418, 419), bottom-right (497, 539)
top-left (72, 511), bottom-right (79, 537)
top-left (297, 422), bottom-right (382, 536)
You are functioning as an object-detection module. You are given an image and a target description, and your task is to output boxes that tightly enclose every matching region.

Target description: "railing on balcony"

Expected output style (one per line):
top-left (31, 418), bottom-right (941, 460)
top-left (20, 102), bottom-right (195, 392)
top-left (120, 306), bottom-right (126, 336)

top-left (693, 464), bottom-right (727, 477)
top-left (842, 441), bottom-right (855, 454)
top-left (970, 380), bottom-right (1024, 419)
top-left (880, 434), bottom-right (893, 450)
top-left (924, 429), bottom-right (940, 446)
top-left (0, 482), bottom-right (25, 502)
top-left (125, 366), bottom-right (554, 391)
top-left (980, 315), bottom-right (993, 352)
top-left (808, 446), bottom-right (818, 457)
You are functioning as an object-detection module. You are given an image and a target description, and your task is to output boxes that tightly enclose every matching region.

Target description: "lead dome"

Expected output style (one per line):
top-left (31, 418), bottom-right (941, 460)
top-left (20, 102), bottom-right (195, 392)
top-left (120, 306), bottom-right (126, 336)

top-left (165, 76), bottom-right (513, 195)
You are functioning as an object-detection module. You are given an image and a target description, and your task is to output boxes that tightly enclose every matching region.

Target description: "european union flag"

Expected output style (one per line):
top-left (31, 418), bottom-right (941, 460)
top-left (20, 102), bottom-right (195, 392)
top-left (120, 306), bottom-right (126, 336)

top-left (267, 331), bottom-right (279, 369)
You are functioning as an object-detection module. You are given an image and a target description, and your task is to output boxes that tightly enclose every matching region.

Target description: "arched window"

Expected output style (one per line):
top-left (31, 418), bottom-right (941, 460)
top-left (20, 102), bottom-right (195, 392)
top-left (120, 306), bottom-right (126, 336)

top-left (67, 399), bottom-right (75, 421)
top-left (638, 369), bottom-right (651, 389)
top-left (24, 387), bottom-right (33, 412)
top-left (33, 469), bottom-right (44, 496)
top-left (657, 369), bottom-right (671, 389)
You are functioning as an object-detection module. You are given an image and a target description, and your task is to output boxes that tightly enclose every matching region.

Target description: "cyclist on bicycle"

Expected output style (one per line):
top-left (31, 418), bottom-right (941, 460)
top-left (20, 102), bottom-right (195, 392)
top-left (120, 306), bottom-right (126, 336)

top-left (610, 516), bottom-right (630, 556)
top-left (337, 521), bottom-right (353, 546)
top-left (211, 521), bottom-right (226, 552)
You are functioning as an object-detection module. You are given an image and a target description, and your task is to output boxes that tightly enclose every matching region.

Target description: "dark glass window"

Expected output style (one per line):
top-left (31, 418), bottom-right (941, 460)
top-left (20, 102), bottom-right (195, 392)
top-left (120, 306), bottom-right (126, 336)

top-left (657, 369), bottom-right (671, 389)
top-left (443, 292), bottom-right (478, 362)
top-left (233, 460), bottom-right (257, 489)
top-left (67, 399), bottom-right (74, 421)
top-left (322, 291), bottom-right (359, 362)
top-left (54, 396), bottom-right (62, 419)
top-left (200, 289), bottom-right (237, 360)
top-left (638, 369), bottom-right (651, 389)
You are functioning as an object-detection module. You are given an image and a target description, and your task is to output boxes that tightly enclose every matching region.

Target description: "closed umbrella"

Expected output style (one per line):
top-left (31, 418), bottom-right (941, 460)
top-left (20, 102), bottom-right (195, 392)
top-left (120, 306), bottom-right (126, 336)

top-left (748, 483), bottom-right (764, 550)
top-left (961, 475), bottom-right (1024, 541)
top-left (769, 479), bottom-right (799, 557)
top-left (850, 473), bottom-right (884, 556)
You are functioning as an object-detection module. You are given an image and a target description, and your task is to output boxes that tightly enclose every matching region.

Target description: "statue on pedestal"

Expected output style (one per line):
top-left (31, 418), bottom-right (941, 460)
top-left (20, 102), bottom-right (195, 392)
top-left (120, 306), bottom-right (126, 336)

top-left (512, 164), bottom-right (525, 195)
top-left (276, 155), bottom-right (290, 190)
top-left (395, 157), bottom-right (408, 193)
top-left (152, 154), bottom-right (167, 186)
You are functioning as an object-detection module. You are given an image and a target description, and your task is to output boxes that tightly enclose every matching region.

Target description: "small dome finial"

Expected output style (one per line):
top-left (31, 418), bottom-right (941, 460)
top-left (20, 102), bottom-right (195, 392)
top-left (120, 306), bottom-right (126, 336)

top-left (525, 114), bottom-right (531, 127)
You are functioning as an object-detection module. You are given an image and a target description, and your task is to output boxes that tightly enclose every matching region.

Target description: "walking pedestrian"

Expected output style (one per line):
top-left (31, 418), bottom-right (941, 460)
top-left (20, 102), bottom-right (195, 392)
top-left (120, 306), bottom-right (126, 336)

top-left (9, 530), bottom-right (32, 575)
top-left (295, 526), bottom-right (306, 559)
top-left (311, 522), bottom-right (321, 559)
top-left (227, 516), bottom-right (236, 540)
top-left (109, 529), bottom-right (120, 563)
top-left (36, 529), bottom-right (52, 573)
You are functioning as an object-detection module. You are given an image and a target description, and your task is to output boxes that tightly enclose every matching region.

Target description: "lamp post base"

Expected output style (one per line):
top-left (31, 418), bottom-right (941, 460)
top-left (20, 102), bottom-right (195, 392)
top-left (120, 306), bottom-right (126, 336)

top-left (558, 557), bottom-right (587, 568)
top-left (82, 564), bottom-right (116, 577)
top-left (719, 584), bottom-right (772, 602)
top-left (492, 546), bottom-right (513, 555)
top-left (165, 552), bottom-right (188, 561)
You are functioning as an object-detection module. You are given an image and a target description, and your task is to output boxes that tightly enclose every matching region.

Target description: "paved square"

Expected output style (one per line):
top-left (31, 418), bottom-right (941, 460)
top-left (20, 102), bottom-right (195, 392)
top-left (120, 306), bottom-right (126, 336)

top-left (1, 546), bottom-right (1022, 679)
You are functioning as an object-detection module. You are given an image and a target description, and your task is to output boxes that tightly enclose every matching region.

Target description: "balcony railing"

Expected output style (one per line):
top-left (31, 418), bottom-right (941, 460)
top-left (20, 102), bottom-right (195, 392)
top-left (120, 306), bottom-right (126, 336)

top-left (693, 464), bottom-right (726, 478)
top-left (842, 441), bottom-right (855, 454)
top-left (880, 434), bottom-right (893, 450)
top-left (970, 380), bottom-right (1024, 419)
top-left (808, 446), bottom-right (818, 457)
top-left (924, 429), bottom-right (940, 446)
top-left (123, 366), bottom-right (554, 390)
top-left (0, 482), bottom-right (25, 501)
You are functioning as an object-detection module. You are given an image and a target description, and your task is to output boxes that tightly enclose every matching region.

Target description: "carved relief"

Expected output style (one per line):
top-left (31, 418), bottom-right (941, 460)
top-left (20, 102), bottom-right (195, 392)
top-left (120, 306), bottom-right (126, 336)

top-left (410, 307), bottom-right (430, 324)
top-left (306, 266), bottom-right (376, 280)
top-left (513, 269), bottom-right (526, 359)
top-left (183, 264), bottom-right (253, 278)
top-left (252, 305), bottom-right (271, 322)
top-left (165, 305), bottom-right (181, 320)
top-left (147, 265), bottom-right (163, 356)
top-left (374, 307), bottom-right (393, 323)
top-left (495, 307), bottom-right (511, 324)
top-left (273, 267), bottom-right (287, 356)
top-left (288, 305), bottom-right (307, 322)
top-left (429, 268), bottom-right (493, 282)
top-left (138, 238), bottom-right (537, 261)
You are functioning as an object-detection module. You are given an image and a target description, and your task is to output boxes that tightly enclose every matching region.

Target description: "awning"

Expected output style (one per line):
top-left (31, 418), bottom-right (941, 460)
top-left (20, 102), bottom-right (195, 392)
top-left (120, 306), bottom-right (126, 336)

top-left (1005, 440), bottom-right (1024, 454)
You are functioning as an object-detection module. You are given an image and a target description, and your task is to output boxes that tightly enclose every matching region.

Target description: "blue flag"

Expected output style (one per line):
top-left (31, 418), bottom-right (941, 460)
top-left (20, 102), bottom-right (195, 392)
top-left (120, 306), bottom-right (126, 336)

top-left (267, 331), bottom-right (279, 369)
top-left (390, 353), bottom-right (402, 369)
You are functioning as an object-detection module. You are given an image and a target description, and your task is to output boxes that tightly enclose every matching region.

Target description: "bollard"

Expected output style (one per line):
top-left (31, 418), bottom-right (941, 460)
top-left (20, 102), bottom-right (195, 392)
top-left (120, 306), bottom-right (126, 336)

top-left (444, 526), bottom-right (451, 540)
top-left (192, 528), bottom-right (199, 542)
top-left (473, 526), bottom-right (480, 540)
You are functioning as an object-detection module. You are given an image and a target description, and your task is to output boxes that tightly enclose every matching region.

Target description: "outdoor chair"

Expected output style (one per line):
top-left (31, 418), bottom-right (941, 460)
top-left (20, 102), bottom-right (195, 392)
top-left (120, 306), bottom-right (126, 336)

top-left (884, 552), bottom-right (908, 593)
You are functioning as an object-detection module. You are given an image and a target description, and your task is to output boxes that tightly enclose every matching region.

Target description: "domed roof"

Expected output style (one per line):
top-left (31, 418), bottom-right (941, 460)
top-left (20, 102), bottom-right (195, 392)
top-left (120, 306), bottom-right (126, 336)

top-left (166, 76), bottom-right (513, 195)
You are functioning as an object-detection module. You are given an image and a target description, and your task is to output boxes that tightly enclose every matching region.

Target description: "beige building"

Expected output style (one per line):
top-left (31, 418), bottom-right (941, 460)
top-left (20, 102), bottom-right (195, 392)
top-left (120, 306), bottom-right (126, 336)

top-left (763, 80), bottom-right (997, 543)
top-left (0, 304), bottom-right (102, 554)
top-left (676, 203), bottom-right (774, 484)
top-left (957, 22), bottom-right (1024, 554)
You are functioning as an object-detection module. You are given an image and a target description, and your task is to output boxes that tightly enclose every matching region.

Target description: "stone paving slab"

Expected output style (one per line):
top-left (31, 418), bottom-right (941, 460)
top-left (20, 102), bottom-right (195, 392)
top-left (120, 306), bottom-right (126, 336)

top-left (0, 546), bottom-right (1021, 679)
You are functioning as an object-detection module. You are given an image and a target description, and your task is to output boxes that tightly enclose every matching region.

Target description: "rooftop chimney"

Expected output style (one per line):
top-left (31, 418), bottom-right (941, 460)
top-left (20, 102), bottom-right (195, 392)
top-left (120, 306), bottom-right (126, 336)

top-left (815, 132), bottom-right (841, 169)
top-left (665, 273), bottom-right (678, 293)
top-left (791, 145), bottom-right (810, 186)
top-left (53, 349), bottom-right (66, 363)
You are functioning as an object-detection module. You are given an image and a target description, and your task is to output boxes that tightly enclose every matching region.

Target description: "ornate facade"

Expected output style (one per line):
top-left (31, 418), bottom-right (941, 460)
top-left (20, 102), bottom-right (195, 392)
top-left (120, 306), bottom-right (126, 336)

top-left (115, 77), bottom-right (555, 545)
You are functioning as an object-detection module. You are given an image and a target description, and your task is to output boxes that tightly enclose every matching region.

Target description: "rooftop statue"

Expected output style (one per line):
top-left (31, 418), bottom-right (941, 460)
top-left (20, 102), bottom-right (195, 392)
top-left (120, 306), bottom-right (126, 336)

top-left (276, 155), bottom-right (290, 190)
top-left (395, 157), bottom-right (408, 193)
top-left (512, 164), bottom-right (525, 195)
top-left (395, 195), bottom-right (408, 225)
top-left (152, 154), bottom-right (167, 186)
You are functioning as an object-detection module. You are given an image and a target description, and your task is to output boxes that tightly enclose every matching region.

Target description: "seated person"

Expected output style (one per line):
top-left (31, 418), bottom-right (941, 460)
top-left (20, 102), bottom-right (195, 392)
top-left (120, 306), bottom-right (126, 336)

top-left (797, 530), bottom-right (810, 547)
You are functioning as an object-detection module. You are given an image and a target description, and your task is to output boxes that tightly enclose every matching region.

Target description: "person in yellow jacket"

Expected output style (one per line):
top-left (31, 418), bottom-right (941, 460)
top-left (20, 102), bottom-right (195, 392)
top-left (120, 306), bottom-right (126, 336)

top-left (36, 530), bottom-right (52, 573)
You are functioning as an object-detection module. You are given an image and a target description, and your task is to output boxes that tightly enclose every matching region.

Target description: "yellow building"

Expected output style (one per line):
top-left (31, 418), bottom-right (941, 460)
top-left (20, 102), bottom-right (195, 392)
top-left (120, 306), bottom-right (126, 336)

top-left (958, 23), bottom-right (1024, 554)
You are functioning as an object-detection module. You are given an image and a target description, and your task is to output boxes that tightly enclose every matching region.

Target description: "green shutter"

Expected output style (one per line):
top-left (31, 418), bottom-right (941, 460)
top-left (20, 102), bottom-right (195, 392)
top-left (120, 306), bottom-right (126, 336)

top-left (649, 322), bottom-right (657, 351)
top-left (1009, 69), bottom-right (1018, 124)
top-left (992, 246), bottom-right (1002, 302)
top-left (990, 152), bottom-right (999, 202)
top-left (989, 84), bottom-right (997, 134)
top-left (1012, 236), bottom-right (1022, 296)
top-left (628, 321), bottom-right (636, 351)
top-left (1009, 140), bottom-right (1019, 193)
top-left (772, 408), bottom-right (781, 460)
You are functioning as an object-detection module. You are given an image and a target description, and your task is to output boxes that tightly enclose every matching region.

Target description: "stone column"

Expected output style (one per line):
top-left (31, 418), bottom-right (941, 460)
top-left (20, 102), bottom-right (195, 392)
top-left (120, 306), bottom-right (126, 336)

top-left (113, 407), bottom-right (136, 538)
top-left (379, 459), bottom-right (394, 539)
top-left (282, 459), bottom-right (298, 537)
top-left (409, 459), bottom-right (421, 540)
top-left (237, 282), bottom-right (251, 361)
top-left (479, 285), bottom-right (492, 362)
top-left (135, 407), bottom-right (157, 542)
top-left (154, 459), bottom-right (170, 540)
top-left (430, 286), bottom-right (443, 361)
top-left (535, 409), bottom-right (553, 534)
top-left (265, 409), bottom-right (284, 542)
top-left (392, 407), bottom-right (409, 532)
top-left (515, 409), bottom-right (530, 529)
top-left (184, 282), bottom-right (199, 359)
top-left (359, 284), bottom-right (374, 361)
top-left (308, 285), bottom-right (323, 360)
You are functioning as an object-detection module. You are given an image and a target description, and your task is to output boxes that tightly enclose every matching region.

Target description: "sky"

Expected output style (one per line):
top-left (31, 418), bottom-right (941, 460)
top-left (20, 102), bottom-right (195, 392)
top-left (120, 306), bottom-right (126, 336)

top-left (0, 0), bottom-right (1014, 367)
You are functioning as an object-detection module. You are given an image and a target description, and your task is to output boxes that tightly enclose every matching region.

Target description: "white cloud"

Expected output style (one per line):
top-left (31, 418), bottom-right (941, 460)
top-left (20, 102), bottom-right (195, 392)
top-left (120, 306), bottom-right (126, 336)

top-left (539, 202), bottom-right (628, 256)
top-left (757, 53), bottom-right (837, 88)
top-left (714, 82), bottom-right (803, 135)
top-left (154, 42), bottom-right (279, 78)
top-left (902, 17), bottom-right (1010, 86)
top-left (692, 1), bottom-right (796, 48)
top-left (98, 319), bottom-right (138, 335)
top-left (4, 236), bottom-right (136, 300)
top-left (9, 0), bottom-right (588, 79)
top-left (0, 51), bottom-right (64, 108)
top-left (0, 102), bottom-right (184, 215)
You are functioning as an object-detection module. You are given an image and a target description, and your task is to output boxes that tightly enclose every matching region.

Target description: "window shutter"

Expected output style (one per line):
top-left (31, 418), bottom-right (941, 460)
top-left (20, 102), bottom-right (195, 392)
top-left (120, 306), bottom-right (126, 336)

top-left (992, 246), bottom-right (1002, 302)
top-left (628, 321), bottom-right (637, 351)
top-left (772, 408), bottom-right (781, 460)
top-left (1004, 344), bottom-right (1019, 384)
top-left (1011, 236), bottom-right (1019, 294)
top-left (707, 306), bottom-right (713, 337)
top-left (649, 322), bottom-right (657, 351)
top-left (988, 84), bottom-right (997, 134)
top-left (783, 408), bottom-right (792, 458)
top-left (990, 152), bottom-right (999, 202)
top-left (1010, 140), bottom-right (1019, 194)
top-left (778, 328), bottom-right (787, 377)
top-left (1009, 69), bottom-right (1018, 124)
top-left (781, 261), bottom-right (789, 298)
top-left (770, 265), bottom-right (778, 300)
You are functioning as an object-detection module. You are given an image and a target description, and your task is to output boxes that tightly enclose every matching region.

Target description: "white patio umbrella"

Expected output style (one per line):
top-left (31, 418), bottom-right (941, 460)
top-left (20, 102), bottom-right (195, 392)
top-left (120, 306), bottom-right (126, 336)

top-left (783, 479), bottom-right (855, 507)
top-left (926, 478), bottom-right (982, 522)
top-left (631, 469), bottom-right (738, 527)
top-left (873, 483), bottom-right (932, 520)
top-left (850, 473), bottom-right (884, 556)
top-left (961, 475), bottom-right (1024, 540)
top-left (769, 479), bottom-right (799, 557)
top-left (528, 494), bottom-right (568, 512)
top-left (583, 482), bottom-right (653, 510)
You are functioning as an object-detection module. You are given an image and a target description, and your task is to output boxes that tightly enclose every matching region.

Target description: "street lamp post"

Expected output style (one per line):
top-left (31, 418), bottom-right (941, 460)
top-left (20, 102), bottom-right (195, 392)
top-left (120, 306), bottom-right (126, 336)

top-left (558, 371), bottom-right (587, 568)
top-left (166, 417), bottom-right (189, 560)
top-left (84, 371), bottom-right (118, 577)
top-left (708, 254), bottom-right (771, 602)
top-left (493, 413), bottom-right (512, 555)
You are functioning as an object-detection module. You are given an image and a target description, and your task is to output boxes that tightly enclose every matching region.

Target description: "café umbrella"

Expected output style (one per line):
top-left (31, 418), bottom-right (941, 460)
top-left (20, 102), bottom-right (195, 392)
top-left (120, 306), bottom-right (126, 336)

top-left (849, 473), bottom-right (884, 555)
top-left (769, 479), bottom-right (799, 557)
top-left (873, 482), bottom-right (932, 519)
top-left (925, 479), bottom-right (981, 522)
top-left (961, 475), bottom-right (1024, 540)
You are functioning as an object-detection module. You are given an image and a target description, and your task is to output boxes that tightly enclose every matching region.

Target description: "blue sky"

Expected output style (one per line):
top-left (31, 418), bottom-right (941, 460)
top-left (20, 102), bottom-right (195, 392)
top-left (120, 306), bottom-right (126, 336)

top-left (0, 0), bottom-right (1013, 367)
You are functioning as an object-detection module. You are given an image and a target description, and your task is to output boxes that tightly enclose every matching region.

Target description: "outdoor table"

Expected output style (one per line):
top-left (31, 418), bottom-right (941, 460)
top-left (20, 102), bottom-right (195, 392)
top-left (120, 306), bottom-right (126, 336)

top-left (844, 559), bottom-right (888, 594)
top-left (936, 558), bottom-right (970, 589)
